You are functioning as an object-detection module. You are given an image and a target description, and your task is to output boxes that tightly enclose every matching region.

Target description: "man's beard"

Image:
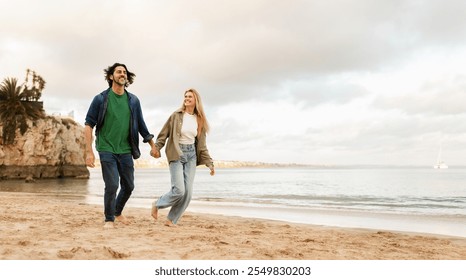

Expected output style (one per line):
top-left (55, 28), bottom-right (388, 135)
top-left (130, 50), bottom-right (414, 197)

top-left (115, 77), bottom-right (126, 86)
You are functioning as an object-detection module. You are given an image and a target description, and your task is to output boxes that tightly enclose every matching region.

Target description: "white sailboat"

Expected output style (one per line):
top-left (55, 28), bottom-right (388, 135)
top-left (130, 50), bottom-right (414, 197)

top-left (434, 160), bottom-right (448, 169)
top-left (433, 145), bottom-right (448, 169)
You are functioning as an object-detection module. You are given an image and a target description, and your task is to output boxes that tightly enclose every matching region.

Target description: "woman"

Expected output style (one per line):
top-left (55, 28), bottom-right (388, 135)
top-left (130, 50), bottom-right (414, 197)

top-left (151, 88), bottom-right (215, 226)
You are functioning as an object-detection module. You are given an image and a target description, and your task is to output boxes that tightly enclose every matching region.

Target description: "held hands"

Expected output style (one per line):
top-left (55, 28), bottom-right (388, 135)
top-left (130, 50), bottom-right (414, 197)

top-left (150, 147), bottom-right (161, 158)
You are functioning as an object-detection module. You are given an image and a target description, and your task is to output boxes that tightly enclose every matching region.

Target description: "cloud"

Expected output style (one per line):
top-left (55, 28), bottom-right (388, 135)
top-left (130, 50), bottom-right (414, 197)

top-left (3, 0), bottom-right (466, 165)
top-left (374, 75), bottom-right (466, 116)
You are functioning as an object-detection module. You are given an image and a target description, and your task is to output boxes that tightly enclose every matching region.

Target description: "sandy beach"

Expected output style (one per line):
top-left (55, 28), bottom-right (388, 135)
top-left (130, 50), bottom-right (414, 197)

top-left (1, 191), bottom-right (466, 260)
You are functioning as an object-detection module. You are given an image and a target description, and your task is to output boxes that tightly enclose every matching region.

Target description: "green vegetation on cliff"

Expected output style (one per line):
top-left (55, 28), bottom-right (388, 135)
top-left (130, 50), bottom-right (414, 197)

top-left (0, 69), bottom-right (46, 145)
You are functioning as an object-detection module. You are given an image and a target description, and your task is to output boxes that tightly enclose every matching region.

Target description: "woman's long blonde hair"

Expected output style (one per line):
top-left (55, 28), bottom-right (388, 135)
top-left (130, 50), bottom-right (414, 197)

top-left (181, 88), bottom-right (210, 134)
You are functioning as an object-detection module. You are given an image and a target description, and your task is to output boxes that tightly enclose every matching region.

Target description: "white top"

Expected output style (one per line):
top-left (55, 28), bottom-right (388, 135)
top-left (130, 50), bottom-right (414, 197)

top-left (179, 112), bottom-right (198, 144)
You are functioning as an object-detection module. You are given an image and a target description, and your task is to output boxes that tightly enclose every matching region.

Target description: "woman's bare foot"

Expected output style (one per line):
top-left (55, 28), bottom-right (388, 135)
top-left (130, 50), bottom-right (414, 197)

top-left (164, 220), bottom-right (177, 227)
top-left (115, 215), bottom-right (130, 225)
top-left (151, 202), bottom-right (158, 220)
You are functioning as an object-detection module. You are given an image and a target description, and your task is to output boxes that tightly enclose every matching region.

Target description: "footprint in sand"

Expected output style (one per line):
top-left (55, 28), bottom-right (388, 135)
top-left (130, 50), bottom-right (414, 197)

top-left (103, 246), bottom-right (131, 259)
top-left (57, 247), bottom-right (91, 259)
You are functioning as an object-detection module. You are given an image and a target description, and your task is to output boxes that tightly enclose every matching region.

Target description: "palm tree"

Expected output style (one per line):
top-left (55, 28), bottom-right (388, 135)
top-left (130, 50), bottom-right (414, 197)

top-left (0, 73), bottom-right (45, 145)
top-left (23, 68), bottom-right (46, 101)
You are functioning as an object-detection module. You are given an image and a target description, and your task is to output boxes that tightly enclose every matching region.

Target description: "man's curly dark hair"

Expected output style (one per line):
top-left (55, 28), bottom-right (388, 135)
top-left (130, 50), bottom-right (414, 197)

top-left (104, 63), bottom-right (136, 88)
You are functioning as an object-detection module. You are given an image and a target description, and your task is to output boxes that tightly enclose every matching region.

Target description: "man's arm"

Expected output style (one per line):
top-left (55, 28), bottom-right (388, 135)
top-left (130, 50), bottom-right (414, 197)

top-left (84, 125), bottom-right (95, 167)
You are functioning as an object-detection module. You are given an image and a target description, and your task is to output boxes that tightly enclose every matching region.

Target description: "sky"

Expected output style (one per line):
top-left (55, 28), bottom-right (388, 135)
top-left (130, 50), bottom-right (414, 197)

top-left (2, 0), bottom-right (466, 166)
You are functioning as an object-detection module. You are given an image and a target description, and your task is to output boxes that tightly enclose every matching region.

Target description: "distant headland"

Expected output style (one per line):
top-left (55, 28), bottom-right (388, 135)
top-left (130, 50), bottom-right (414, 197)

top-left (127, 159), bottom-right (318, 169)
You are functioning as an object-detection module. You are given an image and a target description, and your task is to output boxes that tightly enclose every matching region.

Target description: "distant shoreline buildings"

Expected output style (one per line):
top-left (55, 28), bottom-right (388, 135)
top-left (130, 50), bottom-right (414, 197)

top-left (92, 159), bottom-right (315, 169)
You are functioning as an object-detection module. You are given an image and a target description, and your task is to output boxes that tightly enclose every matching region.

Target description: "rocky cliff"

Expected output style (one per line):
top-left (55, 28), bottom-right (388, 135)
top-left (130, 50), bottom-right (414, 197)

top-left (0, 116), bottom-right (89, 180)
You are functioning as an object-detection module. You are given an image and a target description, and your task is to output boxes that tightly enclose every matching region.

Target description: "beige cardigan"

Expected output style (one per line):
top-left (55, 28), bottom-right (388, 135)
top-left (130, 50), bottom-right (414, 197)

top-left (155, 109), bottom-right (213, 167)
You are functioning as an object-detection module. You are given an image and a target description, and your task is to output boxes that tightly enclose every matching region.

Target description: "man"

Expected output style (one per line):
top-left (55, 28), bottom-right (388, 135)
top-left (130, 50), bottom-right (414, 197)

top-left (84, 63), bottom-right (157, 229)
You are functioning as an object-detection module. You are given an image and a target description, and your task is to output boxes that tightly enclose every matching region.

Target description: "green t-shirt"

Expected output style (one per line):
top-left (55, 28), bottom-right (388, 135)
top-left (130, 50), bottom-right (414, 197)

top-left (96, 90), bottom-right (132, 154)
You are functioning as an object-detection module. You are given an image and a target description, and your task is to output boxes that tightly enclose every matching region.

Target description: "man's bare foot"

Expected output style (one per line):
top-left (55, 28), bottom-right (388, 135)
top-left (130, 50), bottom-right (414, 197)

top-left (164, 220), bottom-right (177, 227)
top-left (115, 215), bottom-right (130, 225)
top-left (103, 222), bottom-right (114, 229)
top-left (151, 202), bottom-right (158, 221)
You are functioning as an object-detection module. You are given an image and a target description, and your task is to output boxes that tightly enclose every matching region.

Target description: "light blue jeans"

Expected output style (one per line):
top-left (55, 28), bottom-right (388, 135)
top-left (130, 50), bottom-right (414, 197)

top-left (156, 144), bottom-right (196, 224)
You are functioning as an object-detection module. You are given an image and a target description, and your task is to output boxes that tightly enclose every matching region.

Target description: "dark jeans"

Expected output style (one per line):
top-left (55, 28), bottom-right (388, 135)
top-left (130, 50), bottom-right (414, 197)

top-left (99, 152), bottom-right (134, 222)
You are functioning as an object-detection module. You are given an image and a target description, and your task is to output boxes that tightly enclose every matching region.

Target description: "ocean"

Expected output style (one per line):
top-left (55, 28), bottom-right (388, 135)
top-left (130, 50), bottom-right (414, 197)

top-left (1, 166), bottom-right (466, 238)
